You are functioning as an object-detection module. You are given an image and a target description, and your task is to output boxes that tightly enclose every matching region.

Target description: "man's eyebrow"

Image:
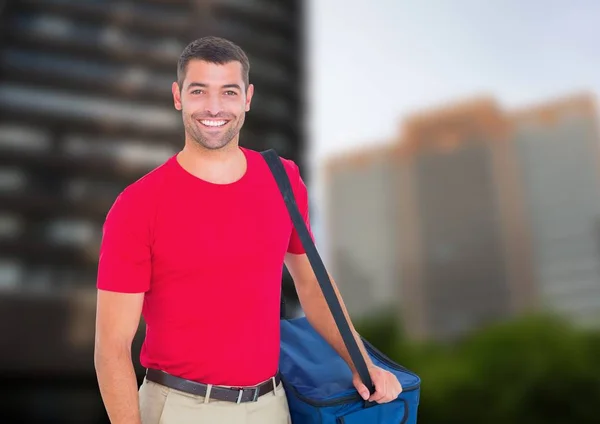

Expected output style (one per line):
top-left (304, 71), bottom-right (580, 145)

top-left (186, 82), bottom-right (207, 90)
top-left (186, 82), bottom-right (242, 91)
top-left (222, 84), bottom-right (242, 91)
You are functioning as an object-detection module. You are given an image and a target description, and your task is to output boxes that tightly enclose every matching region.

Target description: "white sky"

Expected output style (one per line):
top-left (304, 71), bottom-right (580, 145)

top-left (307, 0), bottom-right (600, 164)
top-left (306, 0), bottom-right (600, 250)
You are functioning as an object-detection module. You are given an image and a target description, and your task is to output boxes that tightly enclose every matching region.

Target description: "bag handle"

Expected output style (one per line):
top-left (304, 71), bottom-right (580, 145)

top-left (261, 149), bottom-right (375, 396)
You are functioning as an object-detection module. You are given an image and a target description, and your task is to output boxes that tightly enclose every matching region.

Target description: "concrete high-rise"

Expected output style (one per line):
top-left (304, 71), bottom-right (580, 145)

top-left (324, 144), bottom-right (402, 319)
top-left (511, 94), bottom-right (600, 328)
top-left (396, 98), bottom-right (535, 341)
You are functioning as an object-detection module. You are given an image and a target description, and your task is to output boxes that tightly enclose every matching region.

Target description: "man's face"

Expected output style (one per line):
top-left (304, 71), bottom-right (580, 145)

top-left (172, 60), bottom-right (253, 150)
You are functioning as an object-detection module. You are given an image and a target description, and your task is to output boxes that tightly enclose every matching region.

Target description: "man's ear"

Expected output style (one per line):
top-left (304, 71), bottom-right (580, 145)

top-left (245, 83), bottom-right (254, 112)
top-left (172, 82), bottom-right (182, 111)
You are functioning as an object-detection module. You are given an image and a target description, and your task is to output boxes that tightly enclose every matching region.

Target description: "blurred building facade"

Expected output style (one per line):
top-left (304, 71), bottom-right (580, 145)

top-left (396, 99), bottom-right (535, 341)
top-left (0, 1), bottom-right (305, 422)
top-left (325, 93), bottom-right (600, 342)
top-left (512, 95), bottom-right (600, 328)
top-left (324, 145), bottom-right (401, 318)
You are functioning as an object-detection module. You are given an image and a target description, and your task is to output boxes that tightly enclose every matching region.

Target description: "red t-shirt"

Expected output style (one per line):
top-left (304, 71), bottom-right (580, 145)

top-left (96, 147), bottom-right (313, 386)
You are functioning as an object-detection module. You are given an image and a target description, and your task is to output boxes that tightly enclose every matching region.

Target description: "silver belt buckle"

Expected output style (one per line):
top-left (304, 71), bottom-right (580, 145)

top-left (234, 385), bottom-right (260, 404)
top-left (234, 387), bottom-right (259, 404)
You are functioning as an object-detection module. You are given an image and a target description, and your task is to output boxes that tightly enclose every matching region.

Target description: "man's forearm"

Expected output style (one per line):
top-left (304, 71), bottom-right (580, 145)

top-left (95, 347), bottom-right (142, 424)
top-left (298, 274), bottom-right (374, 374)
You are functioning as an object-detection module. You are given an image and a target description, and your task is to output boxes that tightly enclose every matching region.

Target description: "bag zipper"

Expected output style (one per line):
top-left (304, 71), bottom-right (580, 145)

top-left (281, 373), bottom-right (362, 406)
top-left (361, 338), bottom-right (421, 388)
top-left (337, 399), bottom-right (409, 424)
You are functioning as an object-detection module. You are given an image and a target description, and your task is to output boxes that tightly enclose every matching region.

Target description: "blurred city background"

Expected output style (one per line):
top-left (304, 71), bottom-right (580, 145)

top-left (1, 0), bottom-right (599, 423)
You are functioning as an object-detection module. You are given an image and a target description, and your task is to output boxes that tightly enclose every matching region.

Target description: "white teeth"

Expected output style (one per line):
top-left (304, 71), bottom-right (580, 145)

top-left (200, 120), bottom-right (227, 127)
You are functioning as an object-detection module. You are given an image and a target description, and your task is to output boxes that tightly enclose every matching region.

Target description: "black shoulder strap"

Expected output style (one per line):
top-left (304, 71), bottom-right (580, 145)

top-left (260, 148), bottom-right (375, 395)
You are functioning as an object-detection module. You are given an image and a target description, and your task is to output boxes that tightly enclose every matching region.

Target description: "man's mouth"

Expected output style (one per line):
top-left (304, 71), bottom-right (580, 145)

top-left (198, 119), bottom-right (228, 128)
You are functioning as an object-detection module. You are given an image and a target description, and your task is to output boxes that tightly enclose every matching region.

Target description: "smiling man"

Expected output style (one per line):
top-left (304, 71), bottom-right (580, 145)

top-left (93, 36), bottom-right (401, 424)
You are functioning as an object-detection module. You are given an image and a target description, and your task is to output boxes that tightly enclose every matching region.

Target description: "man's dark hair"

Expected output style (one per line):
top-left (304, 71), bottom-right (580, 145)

top-left (177, 36), bottom-right (250, 90)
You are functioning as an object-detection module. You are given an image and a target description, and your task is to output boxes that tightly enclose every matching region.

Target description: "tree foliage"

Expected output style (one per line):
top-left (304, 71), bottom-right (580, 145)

top-left (356, 313), bottom-right (600, 424)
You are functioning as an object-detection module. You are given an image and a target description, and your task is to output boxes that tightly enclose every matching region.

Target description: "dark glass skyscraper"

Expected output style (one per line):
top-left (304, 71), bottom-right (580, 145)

top-left (0, 1), bottom-right (304, 422)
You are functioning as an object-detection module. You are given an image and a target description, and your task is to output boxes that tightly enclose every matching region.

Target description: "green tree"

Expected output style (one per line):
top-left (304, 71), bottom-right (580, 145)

top-left (357, 312), bottom-right (600, 424)
top-left (355, 308), bottom-right (402, 358)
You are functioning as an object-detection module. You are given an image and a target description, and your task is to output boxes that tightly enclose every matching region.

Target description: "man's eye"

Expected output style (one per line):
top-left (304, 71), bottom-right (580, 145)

top-left (191, 90), bottom-right (203, 95)
top-left (225, 91), bottom-right (237, 96)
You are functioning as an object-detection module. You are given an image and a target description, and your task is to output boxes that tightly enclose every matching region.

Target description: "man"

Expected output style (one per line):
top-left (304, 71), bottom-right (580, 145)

top-left (94, 36), bottom-right (402, 424)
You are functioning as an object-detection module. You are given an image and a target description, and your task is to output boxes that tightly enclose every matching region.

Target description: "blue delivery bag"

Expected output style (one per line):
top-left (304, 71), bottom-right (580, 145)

top-left (262, 149), bottom-right (422, 424)
top-left (280, 317), bottom-right (421, 424)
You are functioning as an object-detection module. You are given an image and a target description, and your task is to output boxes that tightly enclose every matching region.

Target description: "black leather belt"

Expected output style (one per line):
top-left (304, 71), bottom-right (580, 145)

top-left (145, 368), bottom-right (281, 403)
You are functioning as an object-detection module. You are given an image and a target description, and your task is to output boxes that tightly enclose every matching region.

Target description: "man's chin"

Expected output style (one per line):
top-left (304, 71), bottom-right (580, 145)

top-left (196, 138), bottom-right (232, 151)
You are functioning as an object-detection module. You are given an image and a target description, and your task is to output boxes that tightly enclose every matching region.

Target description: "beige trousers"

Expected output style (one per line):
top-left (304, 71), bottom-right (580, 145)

top-left (138, 377), bottom-right (291, 424)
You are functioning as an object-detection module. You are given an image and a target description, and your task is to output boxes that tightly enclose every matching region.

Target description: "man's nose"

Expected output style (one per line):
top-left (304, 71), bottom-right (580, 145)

top-left (205, 94), bottom-right (223, 116)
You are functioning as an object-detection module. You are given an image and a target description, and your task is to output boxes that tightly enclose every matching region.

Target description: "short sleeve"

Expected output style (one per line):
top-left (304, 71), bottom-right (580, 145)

top-left (97, 187), bottom-right (152, 293)
top-left (285, 159), bottom-right (315, 254)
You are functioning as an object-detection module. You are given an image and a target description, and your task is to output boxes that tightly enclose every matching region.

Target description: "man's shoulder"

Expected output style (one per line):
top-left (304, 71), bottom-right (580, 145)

top-left (111, 156), bottom-right (173, 210)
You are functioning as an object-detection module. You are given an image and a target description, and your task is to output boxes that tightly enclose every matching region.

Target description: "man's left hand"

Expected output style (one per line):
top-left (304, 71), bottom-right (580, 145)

top-left (352, 365), bottom-right (402, 404)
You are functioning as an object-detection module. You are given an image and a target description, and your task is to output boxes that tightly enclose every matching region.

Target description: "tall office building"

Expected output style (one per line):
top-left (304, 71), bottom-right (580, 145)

top-left (324, 144), bottom-right (402, 318)
top-left (0, 1), bottom-right (304, 422)
top-left (512, 94), bottom-right (600, 327)
top-left (396, 98), bottom-right (535, 341)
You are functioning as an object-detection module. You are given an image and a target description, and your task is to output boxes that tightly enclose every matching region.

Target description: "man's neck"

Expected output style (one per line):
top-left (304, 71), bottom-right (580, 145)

top-left (177, 140), bottom-right (247, 184)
